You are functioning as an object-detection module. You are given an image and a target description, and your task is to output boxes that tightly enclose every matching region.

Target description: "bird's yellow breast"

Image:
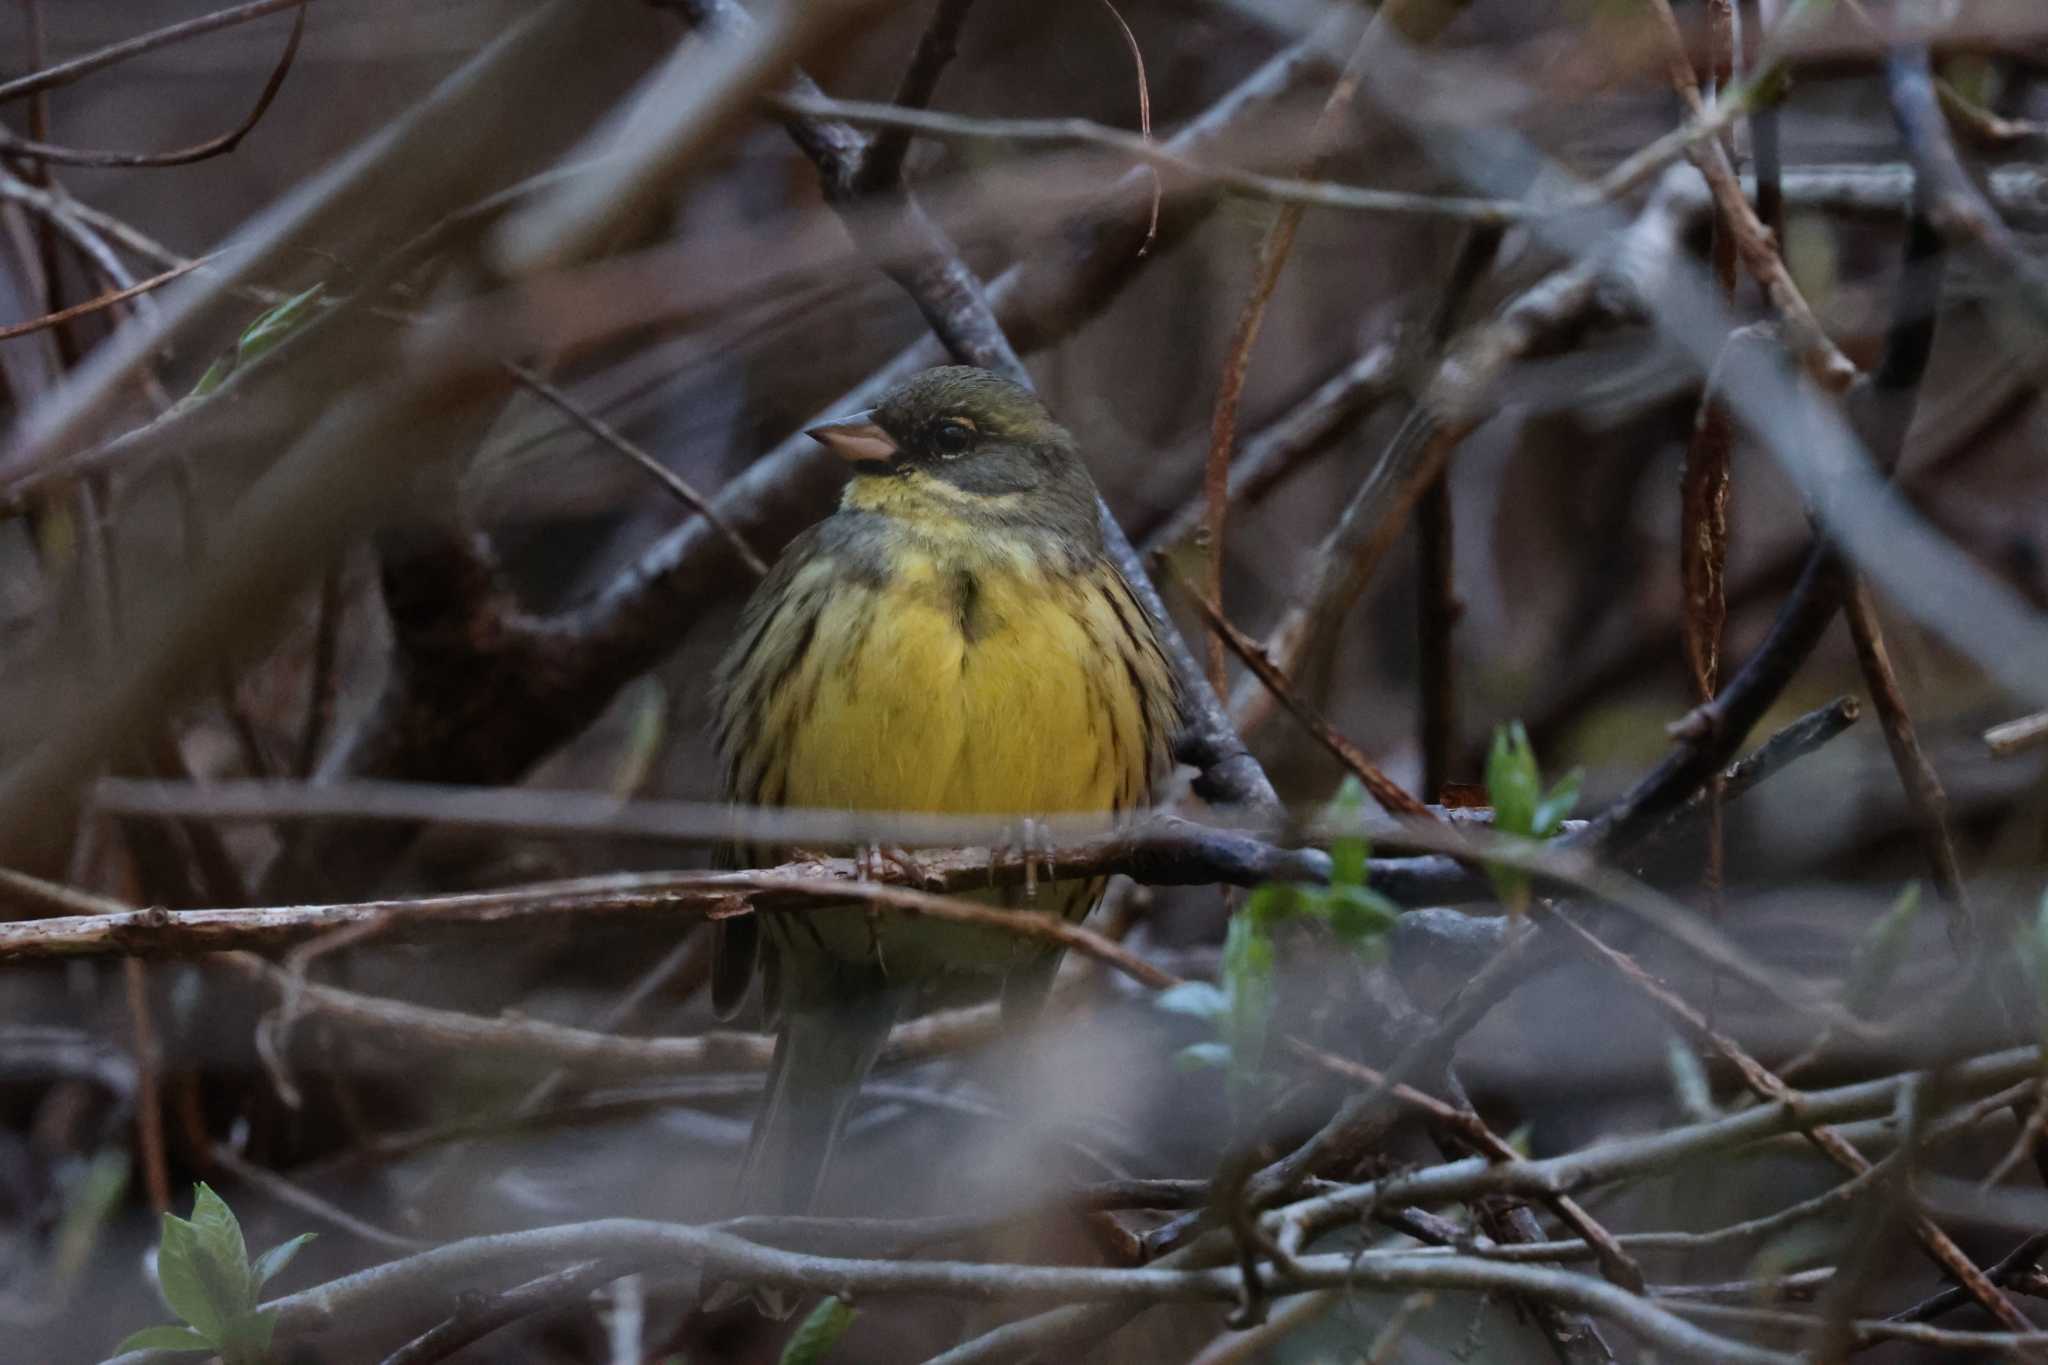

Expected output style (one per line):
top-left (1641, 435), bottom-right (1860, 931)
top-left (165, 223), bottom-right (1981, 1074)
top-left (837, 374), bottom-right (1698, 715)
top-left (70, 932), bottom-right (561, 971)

top-left (760, 550), bottom-right (1152, 820)
top-left (717, 505), bottom-right (1177, 979)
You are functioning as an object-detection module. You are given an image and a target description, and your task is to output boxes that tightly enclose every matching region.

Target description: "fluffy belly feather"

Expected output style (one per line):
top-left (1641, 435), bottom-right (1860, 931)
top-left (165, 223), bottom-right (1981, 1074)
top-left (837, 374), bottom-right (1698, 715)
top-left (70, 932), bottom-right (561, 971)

top-left (780, 561), bottom-right (1141, 817)
top-left (753, 555), bottom-right (1154, 976)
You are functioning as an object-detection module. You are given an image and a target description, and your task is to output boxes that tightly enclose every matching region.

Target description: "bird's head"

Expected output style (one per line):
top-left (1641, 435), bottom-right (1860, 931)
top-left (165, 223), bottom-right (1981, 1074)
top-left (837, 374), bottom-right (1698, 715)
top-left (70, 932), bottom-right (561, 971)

top-left (807, 367), bottom-right (1100, 540)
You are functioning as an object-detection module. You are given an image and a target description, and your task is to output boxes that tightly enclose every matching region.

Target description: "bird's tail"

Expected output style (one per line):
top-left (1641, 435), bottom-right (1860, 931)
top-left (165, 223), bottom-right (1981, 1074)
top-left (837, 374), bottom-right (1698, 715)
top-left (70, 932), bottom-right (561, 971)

top-left (702, 985), bottom-right (900, 1317)
top-left (737, 989), bottom-right (899, 1216)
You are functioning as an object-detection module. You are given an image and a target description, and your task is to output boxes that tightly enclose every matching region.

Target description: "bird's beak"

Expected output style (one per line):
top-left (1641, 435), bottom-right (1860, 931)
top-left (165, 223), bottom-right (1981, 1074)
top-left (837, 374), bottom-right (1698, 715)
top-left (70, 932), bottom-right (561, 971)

top-left (806, 411), bottom-right (898, 466)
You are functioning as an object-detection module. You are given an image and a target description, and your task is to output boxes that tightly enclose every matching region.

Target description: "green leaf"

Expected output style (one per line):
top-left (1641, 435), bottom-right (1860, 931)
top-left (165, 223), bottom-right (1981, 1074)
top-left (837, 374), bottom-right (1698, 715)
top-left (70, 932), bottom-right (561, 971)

top-left (1240, 882), bottom-right (1294, 930)
top-left (1484, 722), bottom-right (1571, 912)
top-left (116, 1324), bottom-right (215, 1354)
top-left (1486, 722), bottom-right (1540, 838)
top-left (1221, 905), bottom-right (1276, 992)
top-left (1220, 914), bottom-right (1275, 1091)
top-left (1326, 776), bottom-right (1370, 888)
top-left (1324, 883), bottom-right (1397, 950)
top-left (779, 1295), bottom-right (856, 1365)
top-left (236, 283), bottom-right (324, 365)
top-left (1175, 1041), bottom-right (1233, 1071)
top-left (1846, 883), bottom-right (1922, 1017)
top-left (186, 284), bottom-right (324, 401)
top-left (1531, 769), bottom-right (1582, 839)
top-left (188, 1182), bottom-right (256, 1307)
top-left (1154, 981), bottom-right (1230, 1021)
top-left (1665, 1037), bottom-right (1717, 1122)
top-left (157, 1210), bottom-right (226, 1343)
top-left (188, 355), bottom-right (236, 399)
top-left (252, 1232), bottom-right (315, 1289)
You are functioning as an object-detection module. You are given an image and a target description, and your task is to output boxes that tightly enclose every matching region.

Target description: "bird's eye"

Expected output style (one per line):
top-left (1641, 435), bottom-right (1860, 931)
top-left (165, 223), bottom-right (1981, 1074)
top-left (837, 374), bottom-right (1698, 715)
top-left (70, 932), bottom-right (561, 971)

top-left (932, 417), bottom-right (976, 457)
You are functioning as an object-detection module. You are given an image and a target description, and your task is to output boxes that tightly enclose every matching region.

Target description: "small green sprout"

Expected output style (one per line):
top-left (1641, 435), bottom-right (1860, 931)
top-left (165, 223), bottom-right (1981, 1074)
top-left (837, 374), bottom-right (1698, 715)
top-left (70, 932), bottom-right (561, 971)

top-left (779, 1295), bottom-right (856, 1365)
top-left (1483, 721), bottom-right (1581, 915)
top-left (1157, 777), bottom-right (1399, 1108)
top-left (116, 1183), bottom-right (313, 1363)
top-left (187, 283), bottom-right (325, 401)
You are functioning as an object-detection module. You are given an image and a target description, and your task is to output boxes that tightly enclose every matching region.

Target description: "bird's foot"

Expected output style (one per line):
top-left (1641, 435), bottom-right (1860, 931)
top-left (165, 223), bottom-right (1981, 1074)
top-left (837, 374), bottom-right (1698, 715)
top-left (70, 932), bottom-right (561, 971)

top-left (988, 817), bottom-right (1057, 900)
top-left (854, 841), bottom-right (926, 885)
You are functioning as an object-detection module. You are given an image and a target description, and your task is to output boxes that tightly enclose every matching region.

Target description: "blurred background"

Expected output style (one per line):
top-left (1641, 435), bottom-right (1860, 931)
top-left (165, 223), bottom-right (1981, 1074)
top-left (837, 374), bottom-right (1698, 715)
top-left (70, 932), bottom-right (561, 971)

top-left (3, 0), bottom-right (2048, 1361)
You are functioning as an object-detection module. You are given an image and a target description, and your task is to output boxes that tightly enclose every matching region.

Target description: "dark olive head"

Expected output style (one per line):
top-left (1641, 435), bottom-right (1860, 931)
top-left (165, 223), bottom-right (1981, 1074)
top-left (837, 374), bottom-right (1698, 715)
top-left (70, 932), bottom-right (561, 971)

top-left (807, 368), bottom-right (1099, 535)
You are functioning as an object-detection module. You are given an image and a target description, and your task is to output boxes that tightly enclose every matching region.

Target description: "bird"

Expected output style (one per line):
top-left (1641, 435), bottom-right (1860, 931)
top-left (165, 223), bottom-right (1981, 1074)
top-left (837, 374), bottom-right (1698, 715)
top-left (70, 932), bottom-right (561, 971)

top-left (709, 364), bottom-right (1183, 1230)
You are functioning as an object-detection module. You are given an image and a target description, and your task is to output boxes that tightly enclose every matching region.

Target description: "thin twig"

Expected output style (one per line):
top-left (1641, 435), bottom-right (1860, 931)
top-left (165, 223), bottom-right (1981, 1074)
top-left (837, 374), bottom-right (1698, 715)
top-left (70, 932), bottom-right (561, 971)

top-left (767, 93), bottom-right (1524, 224)
top-left (1414, 226), bottom-right (1501, 799)
top-left (1415, 471), bottom-right (1456, 801)
top-left (1889, 1229), bottom-right (2048, 1327)
top-left (0, 2), bottom-right (306, 168)
top-left (1742, 0), bottom-right (1785, 239)
top-left (1985, 711), bottom-right (2048, 759)
top-left (1089, 0), bottom-right (1156, 253)
top-left (1683, 3), bottom-right (1743, 1002)
top-left (1141, 340), bottom-right (1399, 558)
top-left (506, 364), bottom-right (768, 576)
top-left (121, 959), bottom-right (170, 1214)
top-left (0, 0), bottom-right (308, 104)
top-left (207, 1141), bottom-right (426, 1252)
top-left (377, 1260), bottom-right (621, 1365)
top-left (852, 0), bottom-right (976, 195)
top-left (1173, 567), bottom-right (1431, 819)
top-left (1937, 78), bottom-right (2048, 148)
top-left (1295, 1042), bottom-right (1646, 1294)
top-left (1886, 44), bottom-right (2048, 333)
top-left (1843, 579), bottom-right (1972, 926)
top-left (1198, 16), bottom-right (1378, 696)
top-left (1642, 0), bottom-right (1858, 390)
top-left (107, 1221), bottom-right (1798, 1365)
top-left (1548, 914), bottom-right (2034, 1334)
top-left (0, 256), bottom-right (202, 340)
top-left (1234, 185), bottom-right (1673, 739)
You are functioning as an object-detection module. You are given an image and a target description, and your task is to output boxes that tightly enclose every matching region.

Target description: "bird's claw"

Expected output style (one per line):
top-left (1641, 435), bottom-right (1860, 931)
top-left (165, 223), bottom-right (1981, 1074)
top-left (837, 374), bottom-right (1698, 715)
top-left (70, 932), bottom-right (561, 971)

top-left (855, 841), bottom-right (925, 885)
top-left (989, 817), bottom-right (1057, 900)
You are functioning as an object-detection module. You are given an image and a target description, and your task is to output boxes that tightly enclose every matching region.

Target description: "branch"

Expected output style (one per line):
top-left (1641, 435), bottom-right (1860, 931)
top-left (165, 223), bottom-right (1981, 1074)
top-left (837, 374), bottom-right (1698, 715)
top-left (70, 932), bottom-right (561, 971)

top-left (1985, 711), bottom-right (2048, 759)
top-left (767, 93), bottom-right (1524, 223)
top-left (1234, 177), bottom-right (1680, 737)
top-left (3, 820), bottom-right (1329, 966)
top-left (1843, 581), bottom-right (1971, 925)
top-left (1546, 915), bottom-right (2032, 1335)
top-left (1174, 570), bottom-right (1429, 818)
top-left (0, 4), bottom-right (306, 169)
top-left (0, 0), bottom-right (307, 105)
top-left (1886, 44), bottom-right (2048, 333)
top-left (1644, 0), bottom-right (1857, 391)
top-left (106, 1221), bottom-right (1796, 1365)
top-left (1270, 1043), bottom-right (2042, 1254)
top-left (1141, 339), bottom-right (1399, 558)
top-left (1571, 123), bottom-right (1950, 858)
top-left (850, 0), bottom-right (978, 195)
